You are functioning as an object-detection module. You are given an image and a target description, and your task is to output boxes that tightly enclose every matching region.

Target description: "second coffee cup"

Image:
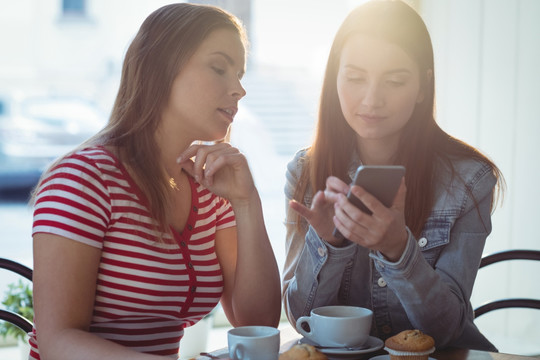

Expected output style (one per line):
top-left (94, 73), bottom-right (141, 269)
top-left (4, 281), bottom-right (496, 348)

top-left (295, 305), bottom-right (373, 347)
top-left (228, 325), bottom-right (280, 360)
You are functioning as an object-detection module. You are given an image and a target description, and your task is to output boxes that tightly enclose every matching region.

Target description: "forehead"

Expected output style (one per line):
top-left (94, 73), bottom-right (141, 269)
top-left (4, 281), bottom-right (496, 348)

top-left (340, 33), bottom-right (418, 72)
top-left (194, 28), bottom-right (246, 66)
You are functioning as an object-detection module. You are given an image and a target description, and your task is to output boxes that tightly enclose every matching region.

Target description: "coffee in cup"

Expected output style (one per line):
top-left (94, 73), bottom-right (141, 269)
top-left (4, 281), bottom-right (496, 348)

top-left (295, 305), bottom-right (372, 347)
top-left (228, 325), bottom-right (280, 360)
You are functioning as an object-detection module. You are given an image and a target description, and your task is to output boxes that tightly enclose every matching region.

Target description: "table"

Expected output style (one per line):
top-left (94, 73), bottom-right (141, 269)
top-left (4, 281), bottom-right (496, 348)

top-left (199, 325), bottom-right (535, 360)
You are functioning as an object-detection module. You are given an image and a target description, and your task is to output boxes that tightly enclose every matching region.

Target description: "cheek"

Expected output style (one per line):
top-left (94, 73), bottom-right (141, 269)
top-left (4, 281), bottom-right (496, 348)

top-left (398, 89), bottom-right (421, 112)
top-left (336, 81), bottom-right (356, 114)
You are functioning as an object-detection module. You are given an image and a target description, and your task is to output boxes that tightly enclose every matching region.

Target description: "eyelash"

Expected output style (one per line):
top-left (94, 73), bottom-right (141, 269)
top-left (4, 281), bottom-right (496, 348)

top-left (346, 77), bottom-right (406, 87)
top-left (212, 66), bottom-right (225, 75)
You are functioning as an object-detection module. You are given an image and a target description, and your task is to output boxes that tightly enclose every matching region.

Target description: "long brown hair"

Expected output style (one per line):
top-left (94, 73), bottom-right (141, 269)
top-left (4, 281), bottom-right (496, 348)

top-left (293, 0), bottom-right (503, 237)
top-left (33, 4), bottom-right (248, 234)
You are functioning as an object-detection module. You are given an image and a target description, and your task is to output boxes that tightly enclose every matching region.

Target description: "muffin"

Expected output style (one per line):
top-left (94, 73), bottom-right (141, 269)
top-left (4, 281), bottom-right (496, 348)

top-left (279, 344), bottom-right (328, 360)
top-left (384, 329), bottom-right (435, 360)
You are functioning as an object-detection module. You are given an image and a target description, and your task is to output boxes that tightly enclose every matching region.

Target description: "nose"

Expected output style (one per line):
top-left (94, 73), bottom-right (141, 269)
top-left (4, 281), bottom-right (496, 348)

top-left (232, 78), bottom-right (246, 100)
top-left (362, 81), bottom-right (385, 108)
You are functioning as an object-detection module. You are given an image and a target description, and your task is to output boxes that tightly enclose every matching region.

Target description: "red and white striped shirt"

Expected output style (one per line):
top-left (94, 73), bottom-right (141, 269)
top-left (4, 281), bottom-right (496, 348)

top-left (30, 147), bottom-right (236, 358)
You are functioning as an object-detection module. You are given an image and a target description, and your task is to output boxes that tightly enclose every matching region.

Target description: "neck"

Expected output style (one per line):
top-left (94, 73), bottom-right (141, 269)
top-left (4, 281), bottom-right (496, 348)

top-left (155, 129), bottom-right (193, 180)
top-left (356, 137), bottom-right (399, 165)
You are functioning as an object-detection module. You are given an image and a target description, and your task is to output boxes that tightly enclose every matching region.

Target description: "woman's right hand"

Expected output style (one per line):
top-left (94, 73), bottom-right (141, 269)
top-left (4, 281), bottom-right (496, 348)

top-left (288, 176), bottom-right (350, 246)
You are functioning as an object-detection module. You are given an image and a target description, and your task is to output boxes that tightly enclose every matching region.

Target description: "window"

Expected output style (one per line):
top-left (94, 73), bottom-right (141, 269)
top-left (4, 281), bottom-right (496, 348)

top-left (62, 0), bottom-right (86, 17)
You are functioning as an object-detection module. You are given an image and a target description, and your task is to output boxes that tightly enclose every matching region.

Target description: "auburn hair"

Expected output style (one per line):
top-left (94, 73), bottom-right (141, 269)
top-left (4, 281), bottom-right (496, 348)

top-left (293, 0), bottom-right (503, 237)
top-left (33, 4), bottom-right (248, 236)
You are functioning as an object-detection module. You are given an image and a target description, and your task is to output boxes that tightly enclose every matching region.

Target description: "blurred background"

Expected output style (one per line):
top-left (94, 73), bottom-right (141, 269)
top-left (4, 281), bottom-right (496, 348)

top-left (0, 0), bottom-right (539, 358)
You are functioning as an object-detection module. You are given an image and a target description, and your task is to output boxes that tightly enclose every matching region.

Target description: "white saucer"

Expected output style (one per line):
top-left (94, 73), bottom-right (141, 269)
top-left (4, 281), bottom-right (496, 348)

top-left (370, 355), bottom-right (436, 360)
top-left (298, 335), bottom-right (384, 357)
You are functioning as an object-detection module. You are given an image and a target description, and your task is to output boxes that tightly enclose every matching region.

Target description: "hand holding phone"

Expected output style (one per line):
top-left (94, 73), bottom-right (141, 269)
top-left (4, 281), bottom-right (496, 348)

top-left (333, 165), bottom-right (406, 240)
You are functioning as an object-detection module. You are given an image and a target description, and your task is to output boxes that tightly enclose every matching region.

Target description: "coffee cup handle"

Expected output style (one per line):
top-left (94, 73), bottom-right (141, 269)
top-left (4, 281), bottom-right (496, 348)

top-left (230, 343), bottom-right (244, 360)
top-left (295, 316), bottom-right (313, 339)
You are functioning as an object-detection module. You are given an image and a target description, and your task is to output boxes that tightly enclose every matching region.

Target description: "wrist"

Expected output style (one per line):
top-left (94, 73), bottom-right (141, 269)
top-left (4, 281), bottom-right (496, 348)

top-left (229, 189), bottom-right (261, 212)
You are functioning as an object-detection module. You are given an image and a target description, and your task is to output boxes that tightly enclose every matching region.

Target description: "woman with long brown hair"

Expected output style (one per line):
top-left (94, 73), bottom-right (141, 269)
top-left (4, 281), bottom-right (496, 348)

top-left (283, 0), bottom-right (502, 351)
top-left (30, 4), bottom-right (280, 359)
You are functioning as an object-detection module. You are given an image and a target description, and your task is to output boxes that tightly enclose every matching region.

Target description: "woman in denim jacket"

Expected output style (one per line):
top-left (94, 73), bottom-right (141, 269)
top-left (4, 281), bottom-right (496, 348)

top-left (282, 0), bottom-right (503, 352)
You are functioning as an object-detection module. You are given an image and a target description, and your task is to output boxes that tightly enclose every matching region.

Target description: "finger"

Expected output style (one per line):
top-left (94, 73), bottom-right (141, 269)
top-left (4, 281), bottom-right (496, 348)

top-left (203, 152), bottom-right (244, 187)
top-left (176, 142), bottom-right (231, 163)
top-left (326, 176), bottom-right (350, 195)
top-left (203, 148), bottom-right (242, 179)
top-left (332, 205), bottom-right (369, 244)
top-left (349, 185), bottom-right (386, 216)
top-left (178, 143), bottom-right (234, 182)
top-left (289, 200), bottom-right (314, 221)
top-left (179, 158), bottom-right (196, 178)
top-left (312, 189), bottom-right (333, 209)
top-left (391, 177), bottom-right (407, 212)
top-left (335, 192), bottom-right (372, 228)
top-left (176, 144), bottom-right (204, 164)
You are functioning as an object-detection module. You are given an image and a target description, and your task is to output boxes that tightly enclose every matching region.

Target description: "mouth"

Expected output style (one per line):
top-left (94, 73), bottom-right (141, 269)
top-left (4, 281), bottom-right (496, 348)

top-left (218, 107), bottom-right (238, 122)
top-left (357, 113), bottom-right (386, 123)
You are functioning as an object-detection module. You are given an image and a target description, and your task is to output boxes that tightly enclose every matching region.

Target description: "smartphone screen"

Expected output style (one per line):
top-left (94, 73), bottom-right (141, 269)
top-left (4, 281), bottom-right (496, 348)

top-left (333, 165), bottom-right (405, 240)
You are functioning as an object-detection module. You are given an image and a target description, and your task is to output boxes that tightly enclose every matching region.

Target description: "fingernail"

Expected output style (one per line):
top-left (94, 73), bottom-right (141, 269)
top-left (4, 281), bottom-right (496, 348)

top-left (176, 156), bottom-right (183, 164)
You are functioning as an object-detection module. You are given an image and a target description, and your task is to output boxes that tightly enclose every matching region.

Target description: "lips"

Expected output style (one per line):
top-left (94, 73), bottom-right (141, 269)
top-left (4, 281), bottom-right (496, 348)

top-left (357, 113), bottom-right (386, 123)
top-left (218, 106), bottom-right (238, 122)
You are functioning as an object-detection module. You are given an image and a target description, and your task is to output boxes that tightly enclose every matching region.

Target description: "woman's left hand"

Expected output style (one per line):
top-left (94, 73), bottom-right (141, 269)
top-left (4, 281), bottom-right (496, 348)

top-left (177, 143), bottom-right (255, 204)
top-left (333, 177), bottom-right (409, 261)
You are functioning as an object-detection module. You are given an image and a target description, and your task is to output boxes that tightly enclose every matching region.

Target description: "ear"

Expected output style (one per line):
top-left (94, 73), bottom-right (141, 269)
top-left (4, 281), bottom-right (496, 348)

top-left (416, 69), bottom-right (433, 103)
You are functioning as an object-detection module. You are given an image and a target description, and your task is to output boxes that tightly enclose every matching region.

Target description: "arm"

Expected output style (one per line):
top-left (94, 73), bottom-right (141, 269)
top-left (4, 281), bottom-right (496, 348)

top-left (178, 143), bottom-right (281, 327)
top-left (371, 166), bottom-right (496, 348)
top-left (282, 152), bottom-right (357, 323)
top-left (33, 235), bottom-right (167, 360)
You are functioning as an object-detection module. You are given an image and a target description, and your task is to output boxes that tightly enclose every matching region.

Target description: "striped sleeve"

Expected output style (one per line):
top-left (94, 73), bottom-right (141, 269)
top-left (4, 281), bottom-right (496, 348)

top-left (215, 197), bottom-right (235, 230)
top-left (32, 152), bottom-right (112, 248)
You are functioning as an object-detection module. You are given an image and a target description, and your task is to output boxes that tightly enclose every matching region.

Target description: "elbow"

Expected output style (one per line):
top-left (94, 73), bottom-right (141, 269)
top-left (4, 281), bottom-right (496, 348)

top-left (231, 302), bottom-right (282, 328)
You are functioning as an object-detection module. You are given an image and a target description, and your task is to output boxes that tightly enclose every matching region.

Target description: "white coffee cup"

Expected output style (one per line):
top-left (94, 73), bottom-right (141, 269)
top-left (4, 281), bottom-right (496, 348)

top-left (296, 305), bottom-right (373, 347)
top-left (228, 326), bottom-right (280, 360)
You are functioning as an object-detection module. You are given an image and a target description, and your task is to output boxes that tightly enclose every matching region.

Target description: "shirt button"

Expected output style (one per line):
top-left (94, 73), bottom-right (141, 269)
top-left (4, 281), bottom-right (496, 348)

top-left (180, 241), bottom-right (187, 247)
top-left (377, 277), bottom-right (387, 288)
top-left (191, 285), bottom-right (197, 293)
top-left (418, 237), bottom-right (428, 248)
top-left (188, 262), bottom-right (194, 269)
top-left (193, 206), bottom-right (198, 212)
top-left (382, 325), bottom-right (392, 334)
top-left (317, 247), bottom-right (326, 257)
top-left (187, 224), bottom-right (193, 231)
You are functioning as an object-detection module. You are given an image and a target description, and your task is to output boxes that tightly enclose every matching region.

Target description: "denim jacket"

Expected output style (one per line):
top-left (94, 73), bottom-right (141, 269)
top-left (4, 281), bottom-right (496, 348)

top-left (282, 149), bottom-right (497, 352)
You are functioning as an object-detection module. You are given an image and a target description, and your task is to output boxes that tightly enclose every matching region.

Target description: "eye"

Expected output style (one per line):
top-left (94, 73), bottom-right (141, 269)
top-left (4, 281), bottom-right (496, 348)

top-left (386, 80), bottom-right (405, 87)
top-left (347, 76), bottom-right (366, 83)
top-left (212, 66), bottom-right (225, 75)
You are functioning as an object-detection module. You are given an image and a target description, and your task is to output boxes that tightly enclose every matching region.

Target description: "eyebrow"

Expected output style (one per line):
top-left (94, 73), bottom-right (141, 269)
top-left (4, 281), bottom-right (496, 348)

top-left (344, 64), bottom-right (412, 75)
top-left (211, 51), bottom-right (245, 77)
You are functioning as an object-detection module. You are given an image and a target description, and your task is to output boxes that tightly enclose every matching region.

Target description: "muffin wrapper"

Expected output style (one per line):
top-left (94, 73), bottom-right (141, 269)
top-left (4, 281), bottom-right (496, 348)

top-left (384, 346), bottom-right (435, 359)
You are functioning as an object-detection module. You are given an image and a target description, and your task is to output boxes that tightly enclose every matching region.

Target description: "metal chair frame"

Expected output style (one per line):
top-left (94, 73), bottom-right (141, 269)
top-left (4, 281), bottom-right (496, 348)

top-left (474, 249), bottom-right (540, 318)
top-left (0, 257), bottom-right (34, 333)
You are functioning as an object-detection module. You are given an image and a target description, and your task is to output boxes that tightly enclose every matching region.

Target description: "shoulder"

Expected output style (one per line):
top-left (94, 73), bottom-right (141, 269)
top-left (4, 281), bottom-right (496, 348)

top-left (37, 146), bottom-right (125, 200)
top-left (285, 147), bottom-right (310, 198)
top-left (286, 148), bottom-right (309, 179)
top-left (433, 156), bottom-right (496, 214)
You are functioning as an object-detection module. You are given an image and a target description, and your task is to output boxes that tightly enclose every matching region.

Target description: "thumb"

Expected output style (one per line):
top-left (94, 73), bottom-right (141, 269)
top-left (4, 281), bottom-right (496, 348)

top-left (392, 177), bottom-right (407, 211)
top-left (178, 159), bottom-right (196, 179)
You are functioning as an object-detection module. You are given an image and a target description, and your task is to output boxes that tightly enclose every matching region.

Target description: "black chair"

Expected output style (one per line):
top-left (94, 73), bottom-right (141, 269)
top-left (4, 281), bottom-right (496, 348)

top-left (474, 249), bottom-right (540, 318)
top-left (0, 257), bottom-right (34, 334)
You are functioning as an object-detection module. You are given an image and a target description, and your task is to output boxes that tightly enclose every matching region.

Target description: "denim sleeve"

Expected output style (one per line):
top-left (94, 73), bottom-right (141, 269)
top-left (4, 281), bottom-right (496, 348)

top-left (284, 226), bottom-right (357, 323)
top-left (369, 167), bottom-right (496, 348)
top-left (282, 150), bottom-right (358, 324)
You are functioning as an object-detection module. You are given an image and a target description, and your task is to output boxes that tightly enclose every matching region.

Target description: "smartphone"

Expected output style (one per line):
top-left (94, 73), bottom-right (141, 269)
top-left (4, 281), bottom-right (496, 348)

top-left (333, 165), bottom-right (406, 240)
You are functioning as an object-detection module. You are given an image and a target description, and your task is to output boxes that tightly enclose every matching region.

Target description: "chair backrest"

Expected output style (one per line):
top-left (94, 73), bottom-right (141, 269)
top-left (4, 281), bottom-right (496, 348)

top-left (0, 258), bottom-right (34, 334)
top-left (474, 249), bottom-right (540, 318)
